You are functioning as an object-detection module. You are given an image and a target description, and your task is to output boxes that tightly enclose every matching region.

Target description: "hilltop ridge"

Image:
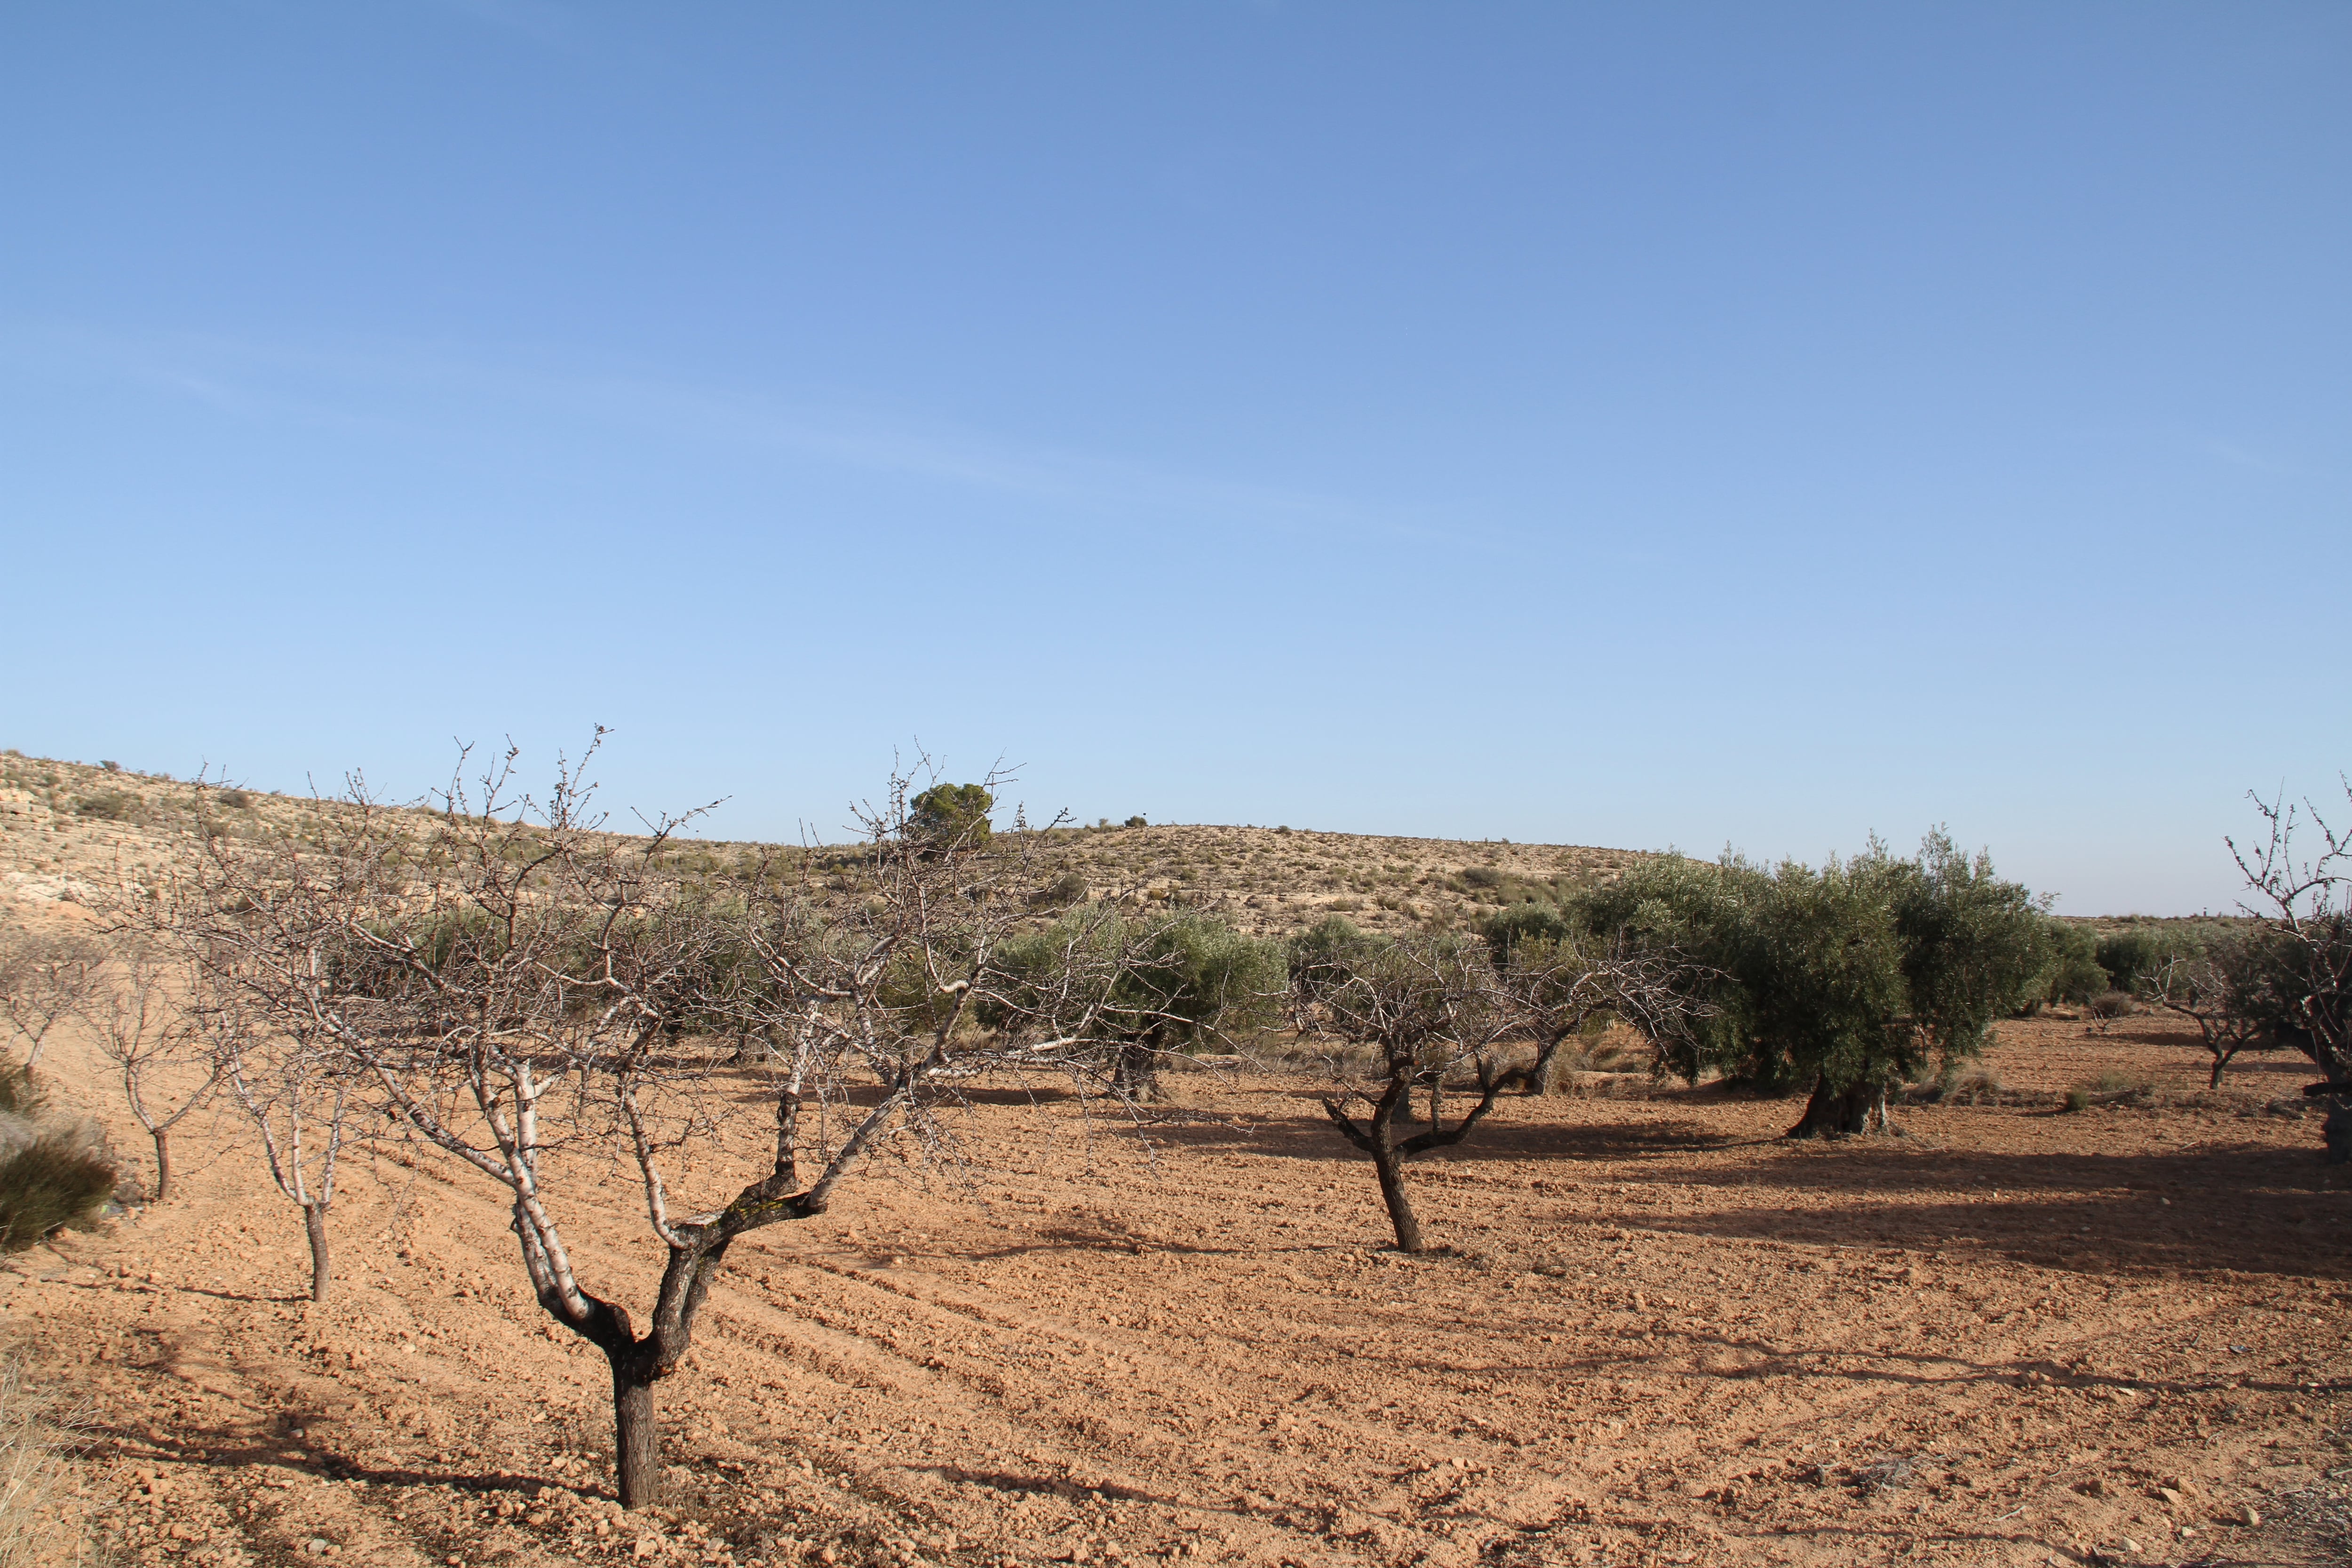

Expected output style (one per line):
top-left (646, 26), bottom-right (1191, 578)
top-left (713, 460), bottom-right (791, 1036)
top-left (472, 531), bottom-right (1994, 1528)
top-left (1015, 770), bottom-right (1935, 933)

top-left (0, 749), bottom-right (1642, 938)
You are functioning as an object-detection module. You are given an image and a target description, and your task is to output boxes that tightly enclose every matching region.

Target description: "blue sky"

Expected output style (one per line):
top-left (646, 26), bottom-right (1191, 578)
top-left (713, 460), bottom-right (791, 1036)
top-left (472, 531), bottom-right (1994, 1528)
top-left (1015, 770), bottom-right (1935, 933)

top-left (2, 4), bottom-right (2345, 913)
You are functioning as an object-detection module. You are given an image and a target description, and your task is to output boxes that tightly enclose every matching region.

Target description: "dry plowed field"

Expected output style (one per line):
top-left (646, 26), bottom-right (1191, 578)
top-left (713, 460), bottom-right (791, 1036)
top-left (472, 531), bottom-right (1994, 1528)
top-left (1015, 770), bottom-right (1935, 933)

top-left (6, 1013), bottom-right (2350, 1568)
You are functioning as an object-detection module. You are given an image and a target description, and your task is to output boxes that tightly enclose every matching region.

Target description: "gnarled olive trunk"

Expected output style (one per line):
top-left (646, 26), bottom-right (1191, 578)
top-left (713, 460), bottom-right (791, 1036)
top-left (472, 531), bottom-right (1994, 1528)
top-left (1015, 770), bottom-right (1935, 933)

top-left (1112, 1034), bottom-right (1165, 1103)
top-left (2312, 1083), bottom-right (2352, 1165)
top-left (1785, 1075), bottom-right (1888, 1139)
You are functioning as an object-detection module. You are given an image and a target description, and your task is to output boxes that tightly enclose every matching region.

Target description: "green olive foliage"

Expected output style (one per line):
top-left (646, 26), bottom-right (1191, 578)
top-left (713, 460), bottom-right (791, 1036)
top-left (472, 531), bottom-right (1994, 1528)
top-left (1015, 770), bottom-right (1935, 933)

top-left (1573, 831), bottom-right (2050, 1127)
top-left (985, 907), bottom-right (1285, 1067)
top-left (2034, 920), bottom-right (2107, 1005)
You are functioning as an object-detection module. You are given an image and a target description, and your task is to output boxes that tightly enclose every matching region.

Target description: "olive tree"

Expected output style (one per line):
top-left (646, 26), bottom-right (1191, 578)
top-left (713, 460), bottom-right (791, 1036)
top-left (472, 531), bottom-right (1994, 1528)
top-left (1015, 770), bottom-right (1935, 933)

top-left (986, 908), bottom-right (1284, 1099)
top-left (1580, 834), bottom-right (2049, 1137)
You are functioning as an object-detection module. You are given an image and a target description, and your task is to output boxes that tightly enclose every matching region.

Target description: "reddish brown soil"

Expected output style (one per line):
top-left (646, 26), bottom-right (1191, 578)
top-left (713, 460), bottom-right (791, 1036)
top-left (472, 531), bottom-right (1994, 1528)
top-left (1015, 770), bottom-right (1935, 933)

top-left (8, 1012), bottom-right (2349, 1568)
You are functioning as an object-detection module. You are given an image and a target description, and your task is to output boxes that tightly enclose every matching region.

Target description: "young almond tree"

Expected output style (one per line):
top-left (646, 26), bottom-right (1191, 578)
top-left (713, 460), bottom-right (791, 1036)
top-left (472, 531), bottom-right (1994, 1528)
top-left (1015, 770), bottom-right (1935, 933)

top-left (1480, 913), bottom-right (1715, 1097)
top-left (1299, 931), bottom-right (1520, 1254)
top-left (218, 1018), bottom-right (357, 1302)
top-left (157, 741), bottom-right (1161, 1508)
top-left (86, 942), bottom-right (223, 1202)
top-left (2149, 939), bottom-right (2283, 1088)
top-left (0, 925), bottom-right (99, 1070)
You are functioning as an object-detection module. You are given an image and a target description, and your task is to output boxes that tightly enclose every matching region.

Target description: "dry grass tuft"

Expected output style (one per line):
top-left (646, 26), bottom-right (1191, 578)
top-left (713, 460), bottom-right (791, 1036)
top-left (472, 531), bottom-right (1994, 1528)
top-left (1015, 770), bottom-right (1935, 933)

top-left (0, 1359), bottom-right (96, 1568)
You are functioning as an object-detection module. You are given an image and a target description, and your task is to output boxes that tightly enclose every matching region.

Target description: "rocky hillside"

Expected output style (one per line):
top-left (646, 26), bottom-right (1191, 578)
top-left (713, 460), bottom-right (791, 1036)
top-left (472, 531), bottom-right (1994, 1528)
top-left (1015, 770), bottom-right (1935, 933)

top-left (0, 750), bottom-right (1643, 937)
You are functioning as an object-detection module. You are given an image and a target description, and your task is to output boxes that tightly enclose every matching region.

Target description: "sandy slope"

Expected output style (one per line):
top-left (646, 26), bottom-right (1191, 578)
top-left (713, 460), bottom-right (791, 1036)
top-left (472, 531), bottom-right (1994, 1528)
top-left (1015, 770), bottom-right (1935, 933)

top-left (5, 1007), bottom-right (2349, 1568)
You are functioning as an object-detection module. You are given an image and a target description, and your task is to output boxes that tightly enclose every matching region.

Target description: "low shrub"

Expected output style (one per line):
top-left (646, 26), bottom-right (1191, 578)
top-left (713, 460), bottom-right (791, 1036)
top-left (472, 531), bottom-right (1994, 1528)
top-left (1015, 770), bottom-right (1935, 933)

top-left (0, 1136), bottom-right (116, 1251)
top-left (0, 1066), bottom-right (37, 1119)
top-left (1938, 1067), bottom-right (2004, 1105)
top-left (2060, 1087), bottom-right (2090, 1114)
top-left (2084, 990), bottom-right (2137, 1033)
top-left (70, 790), bottom-right (137, 821)
top-left (1477, 901), bottom-right (1572, 961)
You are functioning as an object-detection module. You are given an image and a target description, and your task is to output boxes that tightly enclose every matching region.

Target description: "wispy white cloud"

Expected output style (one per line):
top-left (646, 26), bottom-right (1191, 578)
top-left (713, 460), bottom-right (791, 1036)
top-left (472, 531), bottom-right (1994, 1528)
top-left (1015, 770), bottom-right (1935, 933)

top-left (0, 318), bottom-right (1611, 562)
top-left (6, 320), bottom-right (1440, 539)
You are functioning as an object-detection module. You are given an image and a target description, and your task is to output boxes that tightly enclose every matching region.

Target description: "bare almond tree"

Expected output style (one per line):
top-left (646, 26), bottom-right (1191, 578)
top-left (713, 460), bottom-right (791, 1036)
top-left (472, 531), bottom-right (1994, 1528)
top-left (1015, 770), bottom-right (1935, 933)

top-left (0, 926), bottom-right (99, 1070)
top-left (150, 740), bottom-right (1175, 1508)
top-left (86, 942), bottom-right (223, 1202)
top-left (1303, 933), bottom-right (1520, 1253)
top-left (1500, 932), bottom-right (1713, 1097)
top-left (2148, 942), bottom-right (2280, 1089)
top-left (1302, 928), bottom-right (1711, 1252)
top-left (2229, 779), bottom-right (2352, 1158)
top-left (217, 1017), bottom-right (357, 1302)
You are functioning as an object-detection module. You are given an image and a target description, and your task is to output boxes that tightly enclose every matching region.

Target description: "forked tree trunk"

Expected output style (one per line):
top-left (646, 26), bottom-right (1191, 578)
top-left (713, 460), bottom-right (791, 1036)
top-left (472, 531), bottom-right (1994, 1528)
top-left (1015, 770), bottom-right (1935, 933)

top-left (151, 1129), bottom-right (173, 1204)
top-left (1785, 1075), bottom-right (1879, 1139)
top-left (303, 1201), bottom-right (332, 1302)
top-left (550, 1235), bottom-right (747, 1510)
top-left (1371, 1146), bottom-right (1423, 1253)
top-left (611, 1362), bottom-right (662, 1507)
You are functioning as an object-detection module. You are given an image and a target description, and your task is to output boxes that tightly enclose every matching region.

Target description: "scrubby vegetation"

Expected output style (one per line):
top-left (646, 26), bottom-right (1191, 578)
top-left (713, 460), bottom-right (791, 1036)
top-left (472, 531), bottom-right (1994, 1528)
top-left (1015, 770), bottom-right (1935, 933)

top-left (0, 1060), bottom-right (115, 1252)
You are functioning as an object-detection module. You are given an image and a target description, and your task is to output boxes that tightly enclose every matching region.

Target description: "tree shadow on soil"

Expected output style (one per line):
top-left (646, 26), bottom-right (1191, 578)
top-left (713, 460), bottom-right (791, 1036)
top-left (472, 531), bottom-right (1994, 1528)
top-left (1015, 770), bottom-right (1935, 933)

top-left (1133, 1106), bottom-right (2351, 1281)
top-left (1631, 1185), bottom-right (2348, 1281)
top-left (1465, 1323), bottom-right (2351, 1401)
top-left (1141, 1108), bottom-right (1748, 1164)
